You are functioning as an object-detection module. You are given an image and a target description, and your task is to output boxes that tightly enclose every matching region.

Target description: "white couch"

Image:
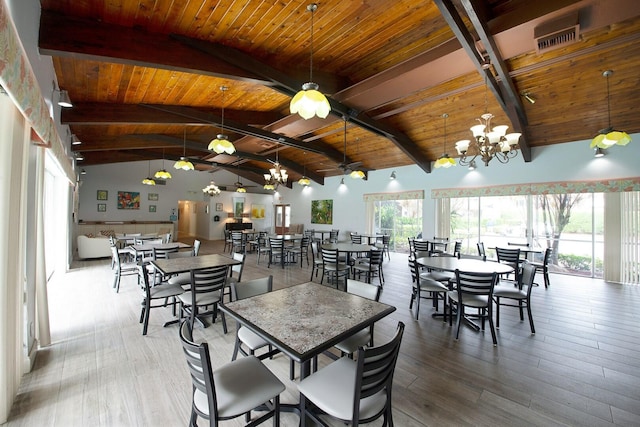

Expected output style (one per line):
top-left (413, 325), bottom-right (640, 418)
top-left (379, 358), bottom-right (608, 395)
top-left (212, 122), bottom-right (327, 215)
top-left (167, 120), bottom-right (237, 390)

top-left (77, 235), bottom-right (112, 259)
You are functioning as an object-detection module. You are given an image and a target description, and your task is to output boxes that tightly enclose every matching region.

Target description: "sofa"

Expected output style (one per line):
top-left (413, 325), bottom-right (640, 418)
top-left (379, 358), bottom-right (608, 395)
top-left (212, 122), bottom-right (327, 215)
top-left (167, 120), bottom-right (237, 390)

top-left (289, 224), bottom-right (304, 234)
top-left (77, 235), bottom-right (112, 259)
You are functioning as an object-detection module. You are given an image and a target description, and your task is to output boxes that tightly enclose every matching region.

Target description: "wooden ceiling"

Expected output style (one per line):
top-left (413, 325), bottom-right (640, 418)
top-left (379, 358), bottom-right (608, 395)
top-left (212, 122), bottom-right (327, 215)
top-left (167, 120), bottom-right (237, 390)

top-left (39, 0), bottom-right (640, 189)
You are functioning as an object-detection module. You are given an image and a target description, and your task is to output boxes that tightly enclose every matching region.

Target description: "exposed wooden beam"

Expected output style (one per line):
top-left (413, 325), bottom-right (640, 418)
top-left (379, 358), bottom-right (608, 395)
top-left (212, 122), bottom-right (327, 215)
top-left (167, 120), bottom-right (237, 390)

top-left (61, 102), bottom-right (282, 126)
top-left (139, 104), bottom-right (349, 165)
top-left (434, 0), bottom-right (531, 162)
top-left (172, 35), bottom-right (433, 174)
top-left (38, 10), bottom-right (272, 86)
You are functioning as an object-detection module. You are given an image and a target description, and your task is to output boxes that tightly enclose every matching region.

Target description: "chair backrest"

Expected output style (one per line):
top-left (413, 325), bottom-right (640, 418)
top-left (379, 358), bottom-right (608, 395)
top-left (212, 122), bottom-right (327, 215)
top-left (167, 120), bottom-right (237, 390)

top-left (352, 322), bottom-right (405, 424)
top-left (382, 234), bottom-right (390, 245)
top-left (321, 247), bottom-right (340, 265)
top-left (110, 245), bottom-right (122, 268)
top-left (458, 252), bottom-right (486, 261)
top-left (407, 237), bottom-right (415, 254)
top-left (269, 237), bottom-right (284, 252)
top-left (413, 240), bottom-right (430, 252)
top-left (162, 232), bottom-right (172, 243)
top-left (542, 247), bottom-right (552, 264)
top-left (189, 265), bottom-right (228, 298)
top-left (346, 279), bottom-right (381, 302)
top-left (300, 236), bottom-right (311, 249)
top-left (178, 321), bottom-right (218, 420)
top-left (452, 241), bottom-right (462, 257)
top-left (229, 252), bottom-right (245, 281)
top-left (351, 234), bottom-right (362, 244)
top-left (368, 249), bottom-right (384, 267)
top-left (310, 240), bottom-right (321, 260)
top-left (329, 230), bottom-right (339, 242)
top-left (496, 247), bottom-right (521, 265)
top-left (193, 239), bottom-right (201, 256)
top-left (408, 259), bottom-right (418, 283)
top-left (477, 242), bottom-right (486, 257)
top-left (231, 275), bottom-right (273, 301)
top-left (153, 246), bottom-right (179, 260)
top-left (508, 242), bottom-right (530, 247)
top-left (519, 261), bottom-right (537, 295)
top-left (454, 270), bottom-right (497, 303)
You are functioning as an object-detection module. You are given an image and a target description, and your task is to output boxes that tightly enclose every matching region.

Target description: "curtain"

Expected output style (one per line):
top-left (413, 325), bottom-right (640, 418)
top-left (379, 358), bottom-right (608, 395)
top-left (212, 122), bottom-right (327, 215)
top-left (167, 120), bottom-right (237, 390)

top-left (620, 192), bottom-right (640, 284)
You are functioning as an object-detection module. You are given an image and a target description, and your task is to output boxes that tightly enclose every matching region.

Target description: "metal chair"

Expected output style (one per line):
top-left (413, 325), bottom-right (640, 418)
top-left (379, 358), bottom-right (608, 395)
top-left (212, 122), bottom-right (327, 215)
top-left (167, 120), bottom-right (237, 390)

top-left (138, 264), bottom-right (183, 335)
top-left (493, 261), bottom-right (538, 333)
top-left (320, 247), bottom-right (349, 289)
top-left (178, 265), bottom-right (229, 333)
top-left (530, 247), bottom-right (552, 288)
top-left (409, 258), bottom-right (449, 320)
top-left (178, 321), bottom-right (285, 427)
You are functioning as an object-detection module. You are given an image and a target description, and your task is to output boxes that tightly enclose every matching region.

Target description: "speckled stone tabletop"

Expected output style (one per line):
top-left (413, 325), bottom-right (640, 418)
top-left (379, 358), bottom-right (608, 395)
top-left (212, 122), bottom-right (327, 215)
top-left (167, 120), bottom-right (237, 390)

top-left (151, 253), bottom-right (241, 275)
top-left (220, 281), bottom-right (395, 361)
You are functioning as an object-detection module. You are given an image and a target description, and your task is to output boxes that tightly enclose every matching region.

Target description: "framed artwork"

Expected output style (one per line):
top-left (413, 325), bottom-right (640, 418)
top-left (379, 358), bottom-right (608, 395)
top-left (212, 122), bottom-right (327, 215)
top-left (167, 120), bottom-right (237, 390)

top-left (117, 191), bottom-right (140, 210)
top-left (148, 193), bottom-right (159, 201)
top-left (97, 203), bottom-right (106, 212)
top-left (233, 197), bottom-right (245, 218)
top-left (215, 202), bottom-right (223, 211)
top-left (149, 205), bottom-right (157, 212)
top-left (311, 199), bottom-right (333, 224)
top-left (251, 204), bottom-right (265, 219)
top-left (97, 190), bottom-right (108, 200)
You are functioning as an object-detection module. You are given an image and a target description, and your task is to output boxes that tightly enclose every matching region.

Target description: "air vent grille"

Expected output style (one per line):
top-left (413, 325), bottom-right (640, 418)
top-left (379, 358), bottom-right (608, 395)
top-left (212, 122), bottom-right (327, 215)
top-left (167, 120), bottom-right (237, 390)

top-left (534, 13), bottom-right (580, 54)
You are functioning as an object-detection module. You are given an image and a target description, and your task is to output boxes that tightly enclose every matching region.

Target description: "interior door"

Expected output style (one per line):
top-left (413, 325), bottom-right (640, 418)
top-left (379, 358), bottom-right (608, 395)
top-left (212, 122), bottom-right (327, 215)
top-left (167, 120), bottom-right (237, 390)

top-left (274, 204), bottom-right (290, 234)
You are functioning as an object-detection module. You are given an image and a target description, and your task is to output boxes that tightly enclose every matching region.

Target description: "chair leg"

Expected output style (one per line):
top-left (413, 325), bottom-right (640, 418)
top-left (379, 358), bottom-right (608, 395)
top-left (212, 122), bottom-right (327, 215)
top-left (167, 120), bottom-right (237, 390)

top-left (488, 306), bottom-right (497, 346)
top-left (518, 300), bottom-right (524, 321)
top-left (455, 306), bottom-right (463, 339)
top-left (544, 269), bottom-right (550, 288)
top-left (495, 297), bottom-right (500, 328)
top-left (415, 288), bottom-right (420, 320)
top-left (526, 304), bottom-right (535, 334)
top-left (142, 300), bottom-right (151, 335)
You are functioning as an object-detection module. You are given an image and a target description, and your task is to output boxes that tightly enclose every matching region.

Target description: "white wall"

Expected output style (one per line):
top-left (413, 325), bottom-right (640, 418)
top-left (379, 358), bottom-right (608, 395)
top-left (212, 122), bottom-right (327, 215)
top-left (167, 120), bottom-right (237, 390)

top-left (277, 137), bottom-right (640, 239)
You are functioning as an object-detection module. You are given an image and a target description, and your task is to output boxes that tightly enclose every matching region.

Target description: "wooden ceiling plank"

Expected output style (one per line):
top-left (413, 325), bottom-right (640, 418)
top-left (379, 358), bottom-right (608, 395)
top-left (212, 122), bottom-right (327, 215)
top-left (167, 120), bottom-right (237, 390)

top-left (38, 10), bottom-right (273, 86)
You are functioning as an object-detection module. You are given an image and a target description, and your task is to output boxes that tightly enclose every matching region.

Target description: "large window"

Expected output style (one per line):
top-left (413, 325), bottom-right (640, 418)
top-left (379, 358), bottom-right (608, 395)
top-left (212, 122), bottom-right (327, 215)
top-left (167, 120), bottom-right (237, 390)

top-left (372, 199), bottom-right (422, 253)
top-left (449, 193), bottom-right (604, 278)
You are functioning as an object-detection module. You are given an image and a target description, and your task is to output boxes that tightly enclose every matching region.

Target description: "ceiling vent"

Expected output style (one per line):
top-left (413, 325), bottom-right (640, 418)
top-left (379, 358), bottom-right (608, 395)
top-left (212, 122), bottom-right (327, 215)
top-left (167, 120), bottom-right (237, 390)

top-left (534, 12), bottom-right (580, 54)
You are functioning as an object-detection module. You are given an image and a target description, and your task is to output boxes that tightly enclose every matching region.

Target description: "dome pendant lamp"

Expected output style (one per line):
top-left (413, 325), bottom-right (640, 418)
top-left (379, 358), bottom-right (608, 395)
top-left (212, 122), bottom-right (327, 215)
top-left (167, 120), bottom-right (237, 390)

top-left (208, 86), bottom-right (236, 154)
top-left (434, 113), bottom-right (456, 168)
top-left (590, 70), bottom-right (631, 150)
top-left (289, 3), bottom-right (331, 120)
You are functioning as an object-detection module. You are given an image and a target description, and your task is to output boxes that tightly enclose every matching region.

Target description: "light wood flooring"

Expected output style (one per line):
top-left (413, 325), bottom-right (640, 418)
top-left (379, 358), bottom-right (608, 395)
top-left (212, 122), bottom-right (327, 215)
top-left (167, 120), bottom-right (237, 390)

top-left (6, 238), bottom-right (640, 426)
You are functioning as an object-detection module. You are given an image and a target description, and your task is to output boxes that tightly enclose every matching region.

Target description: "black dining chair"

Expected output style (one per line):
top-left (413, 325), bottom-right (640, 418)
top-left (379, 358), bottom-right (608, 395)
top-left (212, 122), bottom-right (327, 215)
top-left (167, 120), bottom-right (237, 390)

top-left (493, 261), bottom-right (538, 333)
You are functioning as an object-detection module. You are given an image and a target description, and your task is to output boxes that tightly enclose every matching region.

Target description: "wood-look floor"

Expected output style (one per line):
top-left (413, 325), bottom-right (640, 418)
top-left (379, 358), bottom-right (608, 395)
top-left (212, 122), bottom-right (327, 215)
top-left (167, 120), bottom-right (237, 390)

top-left (6, 238), bottom-right (640, 426)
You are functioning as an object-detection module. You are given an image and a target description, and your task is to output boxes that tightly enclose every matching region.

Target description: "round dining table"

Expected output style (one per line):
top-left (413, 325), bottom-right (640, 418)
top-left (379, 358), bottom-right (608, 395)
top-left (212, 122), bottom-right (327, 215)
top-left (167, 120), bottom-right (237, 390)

top-left (415, 256), bottom-right (514, 275)
top-left (321, 242), bottom-right (374, 254)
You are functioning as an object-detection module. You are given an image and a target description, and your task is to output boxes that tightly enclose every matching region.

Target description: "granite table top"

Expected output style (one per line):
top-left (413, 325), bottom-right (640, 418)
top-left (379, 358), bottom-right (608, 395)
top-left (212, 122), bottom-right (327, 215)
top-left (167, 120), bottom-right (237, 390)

top-left (220, 281), bottom-right (395, 363)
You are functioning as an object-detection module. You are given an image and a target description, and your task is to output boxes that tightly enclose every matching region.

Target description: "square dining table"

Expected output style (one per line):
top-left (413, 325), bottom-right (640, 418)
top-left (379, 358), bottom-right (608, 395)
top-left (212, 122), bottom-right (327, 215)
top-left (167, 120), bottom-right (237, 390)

top-left (150, 253), bottom-right (241, 276)
top-left (219, 281), bottom-right (395, 376)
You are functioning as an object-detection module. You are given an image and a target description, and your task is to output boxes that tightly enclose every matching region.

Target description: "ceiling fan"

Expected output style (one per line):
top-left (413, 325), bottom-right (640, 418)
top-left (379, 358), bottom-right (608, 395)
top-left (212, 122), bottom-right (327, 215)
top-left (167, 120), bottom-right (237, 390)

top-left (317, 116), bottom-right (363, 174)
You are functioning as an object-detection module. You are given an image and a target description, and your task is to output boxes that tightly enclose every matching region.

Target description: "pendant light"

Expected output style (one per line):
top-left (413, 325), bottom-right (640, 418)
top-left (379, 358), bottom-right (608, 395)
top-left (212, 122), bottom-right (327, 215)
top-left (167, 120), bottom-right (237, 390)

top-left (174, 129), bottom-right (194, 170)
top-left (590, 70), bottom-right (631, 150)
top-left (208, 86), bottom-right (236, 154)
top-left (298, 152), bottom-right (311, 186)
top-left (289, 3), bottom-right (331, 120)
top-left (154, 149), bottom-right (172, 179)
top-left (142, 160), bottom-right (156, 185)
top-left (434, 113), bottom-right (456, 168)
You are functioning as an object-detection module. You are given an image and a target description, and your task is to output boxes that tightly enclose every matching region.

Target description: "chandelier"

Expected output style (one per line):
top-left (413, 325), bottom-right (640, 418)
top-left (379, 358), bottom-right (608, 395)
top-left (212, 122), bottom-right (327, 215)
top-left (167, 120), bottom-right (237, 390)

top-left (202, 181), bottom-right (221, 196)
top-left (455, 74), bottom-right (521, 166)
top-left (434, 113), bottom-right (456, 169)
top-left (289, 3), bottom-right (331, 120)
top-left (142, 160), bottom-right (156, 185)
top-left (590, 70), bottom-right (631, 150)
top-left (208, 86), bottom-right (236, 154)
top-left (264, 147), bottom-right (288, 190)
top-left (174, 129), bottom-right (194, 170)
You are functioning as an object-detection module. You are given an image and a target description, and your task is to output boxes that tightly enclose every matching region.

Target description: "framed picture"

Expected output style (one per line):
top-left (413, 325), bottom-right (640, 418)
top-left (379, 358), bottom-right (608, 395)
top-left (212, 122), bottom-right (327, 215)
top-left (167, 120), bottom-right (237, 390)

top-left (311, 199), bottom-right (333, 224)
top-left (97, 190), bottom-right (108, 200)
top-left (149, 205), bottom-right (157, 212)
top-left (215, 202), bottom-right (223, 212)
top-left (148, 193), bottom-right (159, 201)
top-left (117, 191), bottom-right (140, 210)
top-left (251, 203), bottom-right (265, 219)
top-left (233, 197), bottom-right (245, 218)
top-left (97, 203), bottom-right (106, 212)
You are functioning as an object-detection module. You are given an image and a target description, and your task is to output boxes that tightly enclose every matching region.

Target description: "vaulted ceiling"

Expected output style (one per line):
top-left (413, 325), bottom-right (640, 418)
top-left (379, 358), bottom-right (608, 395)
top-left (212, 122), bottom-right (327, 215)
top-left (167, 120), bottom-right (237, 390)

top-left (40, 0), bottom-right (640, 189)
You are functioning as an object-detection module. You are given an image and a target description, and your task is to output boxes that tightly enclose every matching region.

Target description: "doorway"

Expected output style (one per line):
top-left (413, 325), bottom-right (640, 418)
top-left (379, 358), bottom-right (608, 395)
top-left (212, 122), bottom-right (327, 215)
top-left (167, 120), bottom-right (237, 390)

top-left (274, 204), bottom-right (290, 234)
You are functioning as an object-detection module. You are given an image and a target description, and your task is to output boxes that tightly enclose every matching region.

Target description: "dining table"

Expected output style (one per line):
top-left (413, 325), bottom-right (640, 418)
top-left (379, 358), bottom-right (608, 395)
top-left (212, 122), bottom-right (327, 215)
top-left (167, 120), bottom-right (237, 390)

top-left (415, 256), bottom-right (513, 328)
top-left (218, 281), bottom-right (396, 423)
top-left (359, 234), bottom-right (383, 245)
top-left (150, 253), bottom-right (242, 276)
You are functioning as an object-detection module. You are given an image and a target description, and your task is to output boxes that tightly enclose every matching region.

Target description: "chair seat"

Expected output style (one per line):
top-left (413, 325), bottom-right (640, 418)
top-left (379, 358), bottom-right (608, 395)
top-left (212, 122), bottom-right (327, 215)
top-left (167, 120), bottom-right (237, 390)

top-left (194, 355), bottom-right (285, 418)
top-left (323, 263), bottom-right (349, 272)
top-left (167, 272), bottom-right (190, 286)
top-left (423, 270), bottom-right (454, 282)
top-left (333, 329), bottom-right (371, 355)
top-left (297, 357), bottom-right (387, 421)
top-left (237, 326), bottom-right (269, 350)
top-left (418, 277), bottom-right (449, 292)
top-left (148, 283), bottom-right (184, 299)
top-left (493, 286), bottom-right (527, 299)
top-left (178, 291), bottom-right (221, 307)
top-left (447, 291), bottom-right (489, 308)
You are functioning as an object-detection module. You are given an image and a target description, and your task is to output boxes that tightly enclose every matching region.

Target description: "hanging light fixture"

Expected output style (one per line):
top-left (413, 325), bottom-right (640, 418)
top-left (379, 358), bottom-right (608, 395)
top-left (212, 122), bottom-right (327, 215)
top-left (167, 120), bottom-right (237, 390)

top-left (434, 113), bottom-right (456, 169)
top-left (208, 86), bottom-right (236, 154)
top-left (341, 118), bottom-right (365, 179)
top-left (590, 70), bottom-right (631, 150)
top-left (289, 3), bottom-right (331, 120)
top-left (174, 129), bottom-right (194, 170)
top-left (264, 145), bottom-right (288, 189)
top-left (298, 152), bottom-right (311, 186)
top-left (202, 181), bottom-right (221, 196)
top-left (154, 149), bottom-right (172, 180)
top-left (455, 72), bottom-right (521, 167)
top-left (142, 160), bottom-right (156, 185)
